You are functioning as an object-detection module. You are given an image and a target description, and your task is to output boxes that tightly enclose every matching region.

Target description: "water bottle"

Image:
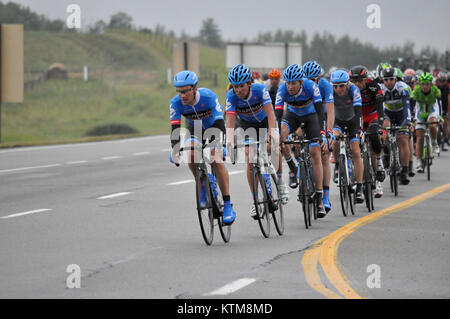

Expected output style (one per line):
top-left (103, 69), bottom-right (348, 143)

top-left (263, 174), bottom-right (272, 195)
top-left (208, 173), bottom-right (218, 199)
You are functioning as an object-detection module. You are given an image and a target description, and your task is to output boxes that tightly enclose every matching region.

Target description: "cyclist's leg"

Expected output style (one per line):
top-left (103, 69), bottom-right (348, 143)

top-left (281, 112), bottom-right (301, 188)
top-left (332, 123), bottom-right (343, 183)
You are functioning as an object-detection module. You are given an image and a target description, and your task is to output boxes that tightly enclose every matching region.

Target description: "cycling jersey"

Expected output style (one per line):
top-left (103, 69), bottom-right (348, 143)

top-left (225, 83), bottom-right (272, 123)
top-left (412, 85), bottom-right (441, 124)
top-left (170, 88), bottom-right (223, 129)
top-left (333, 83), bottom-right (362, 122)
top-left (275, 80), bottom-right (322, 117)
top-left (380, 81), bottom-right (410, 112)
top-left (318, 78), bottom-right (334, 113)
top-left (263, 79), bottom-right (284, 107)
top-left (437, 83), bottom-right (449, 115)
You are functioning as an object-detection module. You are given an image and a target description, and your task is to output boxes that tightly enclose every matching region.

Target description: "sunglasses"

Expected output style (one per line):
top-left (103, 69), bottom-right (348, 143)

top-left (333, 83), bottom-right (347, 88)
top-left (176, 87), bottom-right (194, 95)
top-left (383, 77), bottom-right (396, 82)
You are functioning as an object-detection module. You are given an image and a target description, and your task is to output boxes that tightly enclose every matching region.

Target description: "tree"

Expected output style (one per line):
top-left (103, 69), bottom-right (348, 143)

top-left (198, 17), bottom-right (223, 48)
top-left (109, 12), bottom-right (133, 30)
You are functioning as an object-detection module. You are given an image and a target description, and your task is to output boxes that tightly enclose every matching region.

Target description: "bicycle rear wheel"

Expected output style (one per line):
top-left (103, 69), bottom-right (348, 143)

top-left (348, 159), bottom-right (356, 216)
top-left (338, 155), bottom-right (349, 217)
top-left (425, 135), bottom-right (431, 181)
top-left (196, 171), bottom-right (214, 245)
top-left (363, 151), bottom-right (373, 213)
top-left (391, 145), bottom-right (399, 196)
top-left (270, 173), bottom-right (284, 236)
top-left (252, 168), bottom-right (271, 238)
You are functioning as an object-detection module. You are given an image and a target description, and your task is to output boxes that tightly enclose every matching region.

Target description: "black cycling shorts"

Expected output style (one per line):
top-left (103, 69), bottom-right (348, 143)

top-left (281, 111), bottom-right (321, 141)
top-left (235, 117), bottom-right (269, 143)
top-left (333, 116), bottom-right (361, 138)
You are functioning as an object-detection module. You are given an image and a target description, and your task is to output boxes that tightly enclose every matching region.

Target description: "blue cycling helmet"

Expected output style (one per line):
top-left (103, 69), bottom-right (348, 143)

top-left (173, 70), bottom-right (198, 87)
top-left (283, 64), bottom-right (304, 82)
top-left (228, 64), bottom-right (252, 85)
top-left (302, 61), bottom-right (322, 79)
top-left (330, 70), bottom-right (350, 84)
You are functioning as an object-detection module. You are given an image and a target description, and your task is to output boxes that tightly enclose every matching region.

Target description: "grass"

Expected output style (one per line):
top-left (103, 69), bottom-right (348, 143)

top-left (2, 30), bottom-right (227, 147)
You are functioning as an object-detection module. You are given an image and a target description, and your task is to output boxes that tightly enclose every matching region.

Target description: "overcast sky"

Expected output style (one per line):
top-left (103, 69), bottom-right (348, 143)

top-left (4, 0), bottom-right (450, 52)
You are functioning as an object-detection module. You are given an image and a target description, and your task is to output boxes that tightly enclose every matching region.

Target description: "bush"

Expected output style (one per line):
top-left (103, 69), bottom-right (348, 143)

top-left (85, 123), bottom-right (139, 136)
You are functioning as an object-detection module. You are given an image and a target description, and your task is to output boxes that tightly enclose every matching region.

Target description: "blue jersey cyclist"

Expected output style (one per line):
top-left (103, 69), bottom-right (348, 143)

top-left (302, 61), bottom-right (335, 214)
top-left (329, 70), bottom-right (365, 204)
top-left (225, 64), bottom-right (287, 219)
top-left (276, 63), bottom-right (328, 218)
top-left (169, 70), bottom-right (236, 225)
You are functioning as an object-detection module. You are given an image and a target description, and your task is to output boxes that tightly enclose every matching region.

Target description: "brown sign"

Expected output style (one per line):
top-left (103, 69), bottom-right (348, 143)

top-left (172, 42), bottom-right (199, 76)
top-left (1, 24), bottom-right (24, 103)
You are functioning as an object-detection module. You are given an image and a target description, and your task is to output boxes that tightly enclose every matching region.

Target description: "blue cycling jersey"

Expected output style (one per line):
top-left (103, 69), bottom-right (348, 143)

top-left (318, 77), bottom-right (334, 113)
top-left (170, 88), bottom-right (224, 129)
top-left (225, 83), bottom-right (272, 123)
top-left (275, 79), bottom-right (322, 117)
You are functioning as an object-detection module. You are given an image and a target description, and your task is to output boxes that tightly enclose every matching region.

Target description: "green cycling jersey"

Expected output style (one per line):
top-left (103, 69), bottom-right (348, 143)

top-left (411, 85), bottom-right (441, 110)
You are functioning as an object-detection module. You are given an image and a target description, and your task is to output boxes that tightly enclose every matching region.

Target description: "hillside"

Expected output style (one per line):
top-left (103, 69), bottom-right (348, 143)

top-left (2, 30), bottom-right (227, 147)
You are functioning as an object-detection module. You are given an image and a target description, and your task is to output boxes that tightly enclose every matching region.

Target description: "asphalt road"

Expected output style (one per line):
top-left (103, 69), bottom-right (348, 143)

top-left (0, 135), bottom-right (449, 298)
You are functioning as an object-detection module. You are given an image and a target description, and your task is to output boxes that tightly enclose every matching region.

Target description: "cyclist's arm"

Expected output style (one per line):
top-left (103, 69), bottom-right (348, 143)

top-left (325, 102), bottom-right (334, 132)
top-left (401, 91), bottom-right (411, 125)
top-left (313, 101), bottom-right (325, 131)
top-left (225, 112), bottom-right (236, 147)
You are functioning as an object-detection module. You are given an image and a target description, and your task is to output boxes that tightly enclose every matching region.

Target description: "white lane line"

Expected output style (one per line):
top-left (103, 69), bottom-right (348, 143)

top-left (1, 209), bottom-right (53, 219)
top-left (97, 192), bottom-right (132, 200)
top-left (203, 278), bottom-right (258, 296)
top-left (133, 152), bottom-right (150, 156)
top-left (167, 171), bottom-right (244, 186)
top-left (67, 160), bottom-right (88, 165)
top-left (168, 179), bottom-right (194, 186)
top-left (102, 156), bottom-right (121, 160)
top-left (0, 164), bottom-right (61, 174)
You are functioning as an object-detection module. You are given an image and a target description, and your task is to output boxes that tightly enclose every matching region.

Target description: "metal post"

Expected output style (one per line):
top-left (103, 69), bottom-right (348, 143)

top-left (184, 41), bottom-right (188, 70)
top-left (240, 42), bottom-right (244, 64)
top-left (285, 42), bottom-right (289, 68)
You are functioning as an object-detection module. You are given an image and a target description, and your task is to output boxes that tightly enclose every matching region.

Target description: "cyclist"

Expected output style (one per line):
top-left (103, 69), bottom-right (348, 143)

top-left (225, 64), bottom-right (286, 219)
top-left (276, 64), bottom-right (327, 217)
top-left (379, 67), bottom-right (412, 185)
top-left (403, 69), bottom-right (418, 176)
top-left (330, 70), bottom-right (365, 204)
top-left (349, 65), bottom-right (386, 198)
top-left (436, 71), bottom-right (449, 151)
top-left (302, 60), bottom-right (334, 213)
top-left (412, 72), bottom-right (442, 172)
top-left (263, 68), bottom-right (284, 129)
top-left (169, 70), bottom-right (236, 225)
top-left (375, 62), bottom-right (392, 84)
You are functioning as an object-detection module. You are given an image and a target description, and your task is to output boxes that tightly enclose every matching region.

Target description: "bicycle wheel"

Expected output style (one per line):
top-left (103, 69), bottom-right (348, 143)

top-left (391, 145), bottom-right (398, 197)
top-left (425, 136), bottom-right (431, 181)
top-left (196, 171), bottom-right (214, 245)
top-left (362, 150), bottom-right (372, 213)
top-left (211, 174), bottom-right (231, 243)
top-left (299, 163), bottom-right (311, 228)
top-left (348, 159), bottom-right (356, 216)
top-left (308, 165), bottom-right (318, 221)
top-left (251, 168), bottom-right (271, 238)
top-left (270, 173), bottom-right (284, 236)
top-left (338, 155), bottom-right (349, 217)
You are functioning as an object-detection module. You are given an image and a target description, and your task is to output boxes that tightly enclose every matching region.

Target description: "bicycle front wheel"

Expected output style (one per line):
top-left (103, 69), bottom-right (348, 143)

top-left (299, 163), bottom-right (311, 228)
top-left (338, 155), bottom-right (349, 217)
top-left (196, 171), bottom-right (214, 245)
top-left (252, 168), bottom-right (271, 238)
top-left (270, 173), bottom-right (284, 236)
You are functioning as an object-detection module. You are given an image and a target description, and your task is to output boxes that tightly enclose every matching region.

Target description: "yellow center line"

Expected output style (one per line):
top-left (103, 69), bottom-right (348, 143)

top-left (302, 183), bottom-right (450, 299)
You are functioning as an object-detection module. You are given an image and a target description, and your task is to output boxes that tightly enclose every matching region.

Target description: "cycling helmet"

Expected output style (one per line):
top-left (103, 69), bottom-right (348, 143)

top-left (283, 64), bottom-right (304, 82)
top-left (404, 68), bottom-right (416, 76)
top-left (173, 70), bottom-right (199, 87)
top-left (228, 64), bottom-right (252, 85)
top-left (396, 68), bottom-right (403, 80)
top-left (380, 67), bottom-right (397, 79)
top-left (252, 71), bottom-right (261, 80)
top-left (349, 65), bottom-right (369, 79)
top-left (402, 74), bottom-right (416, 86)
top-left (376, 62), bottom-right (392, 79)
top-left (418, 72), bottom-right (433, 83)
top-left (330, 70), bottom-right (350, 83)
top-left (302, 61), bottom-right (322, 79)
top-left (437, 71), bottom-right (448, 80)
top-left (268, 68), bottom-right (281, 79)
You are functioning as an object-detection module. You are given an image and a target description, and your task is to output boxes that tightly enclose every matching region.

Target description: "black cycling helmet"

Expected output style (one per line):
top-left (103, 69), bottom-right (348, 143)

top-left (381, 67), bottom-right (397, 79)
top-left (349, 65), bottom-right (368, 80)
